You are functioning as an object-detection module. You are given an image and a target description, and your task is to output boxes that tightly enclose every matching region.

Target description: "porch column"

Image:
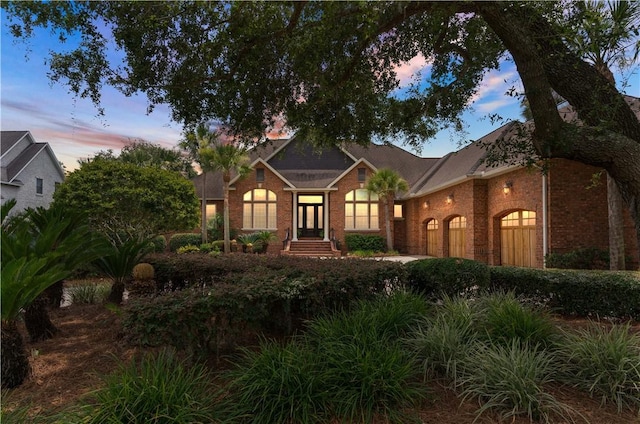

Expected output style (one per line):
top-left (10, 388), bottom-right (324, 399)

top-left (292, 191), bottom-right (298, 241)
top-left (323, 191), bottom-right (330, 241)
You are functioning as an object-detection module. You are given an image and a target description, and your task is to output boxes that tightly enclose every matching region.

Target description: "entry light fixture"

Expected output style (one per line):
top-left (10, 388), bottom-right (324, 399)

top-left (446, 194), bottom-right (454, 205)
top-left (503, 181), bottom-right (513, 195)
top-left (423, 200), bottom-right (430, 209)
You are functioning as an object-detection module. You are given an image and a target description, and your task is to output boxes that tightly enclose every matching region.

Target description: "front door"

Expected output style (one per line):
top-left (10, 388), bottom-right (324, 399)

top-left (298, 194), bottom-right (324, 238)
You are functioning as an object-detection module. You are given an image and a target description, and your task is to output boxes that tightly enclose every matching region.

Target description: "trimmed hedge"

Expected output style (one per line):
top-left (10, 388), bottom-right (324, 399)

top-left (545, 247), bottom-right (609, 270)
top-left (489, 267), bottom-right (640, 320)
top-left (169, 233), bottom-right (202, 252)
top-left (345, 234), bottom-right (386, 252)
top-left (148, 235), bottom-right (167, 253)
top-left (128, 254), bottom-right (408, 355)
top-left (405, 257), bottom-right (491, 298)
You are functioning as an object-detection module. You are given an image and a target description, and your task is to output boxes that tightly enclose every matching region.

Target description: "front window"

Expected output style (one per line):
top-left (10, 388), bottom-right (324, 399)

top-left (345, 189), bottom-right (379, 230)
top-left (243, 189), bottom-right (277, 229)
top-left (36, 178), bottom-right (43, 195)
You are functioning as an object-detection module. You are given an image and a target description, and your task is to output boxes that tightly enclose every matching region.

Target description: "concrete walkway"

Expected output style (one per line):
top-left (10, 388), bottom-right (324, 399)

top-left (371, 255), bottom-right (430, 263)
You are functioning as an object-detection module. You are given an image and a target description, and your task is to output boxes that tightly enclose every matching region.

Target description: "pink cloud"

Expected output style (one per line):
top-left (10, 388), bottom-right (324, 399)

top-left (393, 53), bottom-right (431, 87)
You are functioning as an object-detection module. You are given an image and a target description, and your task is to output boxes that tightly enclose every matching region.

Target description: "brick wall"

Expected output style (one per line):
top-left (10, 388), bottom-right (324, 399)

top-left (403, 159), bottom-right (639, 269)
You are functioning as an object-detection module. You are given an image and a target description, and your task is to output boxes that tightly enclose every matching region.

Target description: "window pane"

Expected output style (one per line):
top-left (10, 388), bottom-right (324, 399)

top-left (268, 204), bottom-right (277, 228)
top-left (205, 204), bottom-right (216, 218)
top-left (370, 192), bottom-right (379, 201)
top-left (394, 204), bottom-right (403, 218)
top-left (345, 190), bottom-right (354, 201)
top-left (253, 203), bottom-right (267, 228)
top-left (36, 178), bottom-right (43, 194)
top-left (253, 189), bottom-right (267, 201)
top-left (267, 190), bottom-right (276, 201)
top-left (299, 195), bottom-right (322, 204)
top-left (370, 204), bottom-right (378, 227)
top-left (243, 204), bottom-right (252, 228)
top-left (318, 206), bottom-right (323, 229)
top-left (345, 204), bottom-right (354, 229)
top-left (355, 189), bottom-right (369, 201)
top-left (427, 219), bottom-right (438, 230)
top-left (243, 191), bottom-right (252, 201)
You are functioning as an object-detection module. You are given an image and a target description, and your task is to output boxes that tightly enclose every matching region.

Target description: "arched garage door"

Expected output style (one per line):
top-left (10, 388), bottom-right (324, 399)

top-left (426, 219), bottom-right (438, 256)
top-left (448, 216), bottom-right (466, 258)
top-left (500, 210), bottom-right (536, 267)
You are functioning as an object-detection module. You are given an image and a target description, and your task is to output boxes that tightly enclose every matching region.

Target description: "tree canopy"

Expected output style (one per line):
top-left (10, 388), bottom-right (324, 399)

top-left (3, 1), bottom-right (640, 248)
top-left (52, 157), bottom-right (200, 244)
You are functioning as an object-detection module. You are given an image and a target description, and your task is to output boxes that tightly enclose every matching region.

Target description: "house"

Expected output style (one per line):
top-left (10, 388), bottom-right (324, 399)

top-left (1, 131), bottom-right (66, 214)
top-left (193, 99), bottom-right (640, 269)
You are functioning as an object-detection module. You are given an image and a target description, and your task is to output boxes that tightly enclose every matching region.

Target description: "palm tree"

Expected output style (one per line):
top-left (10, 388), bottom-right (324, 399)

top-left (197, 130), bottom-right (251, 253)
top-left (366, 168), bottom-right (409, 252)
top-left (567, 0), bottom-right (640, 270)
top-left (1, 201), bottom-right (106, 388)
top-left (93, 237), bottom-right (152, 305)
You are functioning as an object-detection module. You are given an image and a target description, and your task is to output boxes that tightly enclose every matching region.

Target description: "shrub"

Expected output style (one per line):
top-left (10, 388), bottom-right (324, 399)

top-left (477, 291), bottom-right (557, 349)
top-left (176, 245), bottom-right (200, 254)
top-left (148, 235), bottom-right (167, 253)
top-left (344, 234), bottom-right (386, 252)
top-left (407, 295), bottom-right (481, 383)
top-left (223, 340), bottom-right (325, 424)
top-left (558, 322), bottom-right (640, 413)
top-left (489, 267), bottom-right (640, 320)
top-left (406, 258), bottom-right (491, 299)
top-left (66, 283), bottom-right (110, 305)
top-left (168, 233), bottom-right (202, 252)
top-left (132, 263), bottom-right (154, 281)
top-left (545, 247), bottom-right (609, 270)
top-left (76, 349), bottom-right (217, 423)
top-left (459, 341), bottom-right (572, 423)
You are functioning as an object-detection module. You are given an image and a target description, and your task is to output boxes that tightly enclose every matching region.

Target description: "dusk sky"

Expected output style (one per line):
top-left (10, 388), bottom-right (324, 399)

top-left (2, 11), bottom-right (639, 172)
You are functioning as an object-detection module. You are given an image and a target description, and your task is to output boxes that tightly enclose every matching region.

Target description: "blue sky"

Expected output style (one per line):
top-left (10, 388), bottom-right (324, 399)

top-left (2, 15), bottom-right (639, 171)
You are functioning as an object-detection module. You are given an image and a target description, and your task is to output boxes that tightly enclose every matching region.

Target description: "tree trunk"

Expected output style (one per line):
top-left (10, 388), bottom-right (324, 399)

top-left (107, 280), bottom-right (125, 304)
top-left (384, 198), bottom-right (393, 251)
top-left (24, 296), bottom-right (58, 342)
top-left (44, 280), bottom-right (64, 309)
top-left (608, 173), bottom-right (626, 270)
top-left (1, 320), bottom-right (30, 389)
top-left (201, 171), bottom-right (208, 244)
top-left (223, 174), bottom-right (231, 253)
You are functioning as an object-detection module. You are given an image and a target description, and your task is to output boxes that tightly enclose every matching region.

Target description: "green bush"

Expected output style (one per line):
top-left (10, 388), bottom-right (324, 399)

top-left (344, 234), bottom-right (386, 252)
top-left (76, 349), bottom-right (217, 423)
top-left (406, 258), bottom-right (491, 299)
top-left (489, 267), bottom-right (640, 320)
top-left (477, 291), bottom-right (557, 349)
top-left (168, 233), bottom-right (202, 252)
top-left (223, 340), bottom-right (325, 424)
top-left (558, 322), bottom-right (640, 413)
top-left (458, 341), bottom-right (571, 423)
top-left (176, 244), bottom-right (200, 254)
top-left (223, 293), bottom-right (427, 424)
top-left (124, 256), bottom-right (408, 356)
top-left (67, 283), bottom-right (110, 305)
top-left (545, 247), bottom-right (609, 270)
top-left (148, 235), bottom-right (167, 253)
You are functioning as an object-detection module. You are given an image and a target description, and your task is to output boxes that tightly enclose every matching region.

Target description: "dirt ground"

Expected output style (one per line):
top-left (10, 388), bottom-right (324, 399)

top-left (2, 302), bottom-right (639, 423)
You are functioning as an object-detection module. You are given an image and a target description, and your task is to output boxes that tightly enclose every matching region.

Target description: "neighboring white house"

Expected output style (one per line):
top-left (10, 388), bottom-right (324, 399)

top-left (1, 131), bottom-right (66, 214)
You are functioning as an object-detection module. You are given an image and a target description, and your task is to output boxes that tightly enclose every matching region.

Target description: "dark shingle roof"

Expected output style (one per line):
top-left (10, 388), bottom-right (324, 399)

top-left (1, 131), bottom-right (29, 155)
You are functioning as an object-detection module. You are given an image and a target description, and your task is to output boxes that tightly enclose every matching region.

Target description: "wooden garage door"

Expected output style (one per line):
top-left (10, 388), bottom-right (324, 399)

top-left (426, 219), bottom-right (438, 256)
top-left (448, 216), bottom-right (466, 258)
top-left (501, 210), bottom-right (536, 267)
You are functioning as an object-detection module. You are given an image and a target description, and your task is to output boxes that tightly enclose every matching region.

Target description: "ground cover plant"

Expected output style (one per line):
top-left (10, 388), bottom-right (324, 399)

top-left (2, 257), bottom-right (640, 424)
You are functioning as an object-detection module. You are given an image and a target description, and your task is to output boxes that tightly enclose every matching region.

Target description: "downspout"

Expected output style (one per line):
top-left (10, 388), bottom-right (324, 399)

top-left (542, 173), bottom-right (548, 268)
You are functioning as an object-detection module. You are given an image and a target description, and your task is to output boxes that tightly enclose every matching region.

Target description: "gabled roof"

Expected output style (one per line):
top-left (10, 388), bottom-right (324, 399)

top-left (1, 131), bottom-right (66, 184)
top-left (410, 122), bottom-right (519, 197)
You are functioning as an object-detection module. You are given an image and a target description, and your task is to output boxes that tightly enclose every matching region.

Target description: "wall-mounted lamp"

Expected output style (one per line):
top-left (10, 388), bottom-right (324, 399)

top-left (423, 200), bottom-right (430, 209)
top-left (503, 181), bottom-right (513, 195)
top-left (446, 194), bottom-right (454, 205)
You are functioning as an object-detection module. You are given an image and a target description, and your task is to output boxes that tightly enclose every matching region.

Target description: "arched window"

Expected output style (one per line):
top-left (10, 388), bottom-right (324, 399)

top-left (448, 216), bottom-right (466, 258)
top-left (426, 219), bottom-right (438, 256)
top-left (345, 189), bottom-right (379, 230)
top-left (243, 189), bottom-right (277, 229)
top-left (500, 210), bottom-right (536, 267)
